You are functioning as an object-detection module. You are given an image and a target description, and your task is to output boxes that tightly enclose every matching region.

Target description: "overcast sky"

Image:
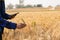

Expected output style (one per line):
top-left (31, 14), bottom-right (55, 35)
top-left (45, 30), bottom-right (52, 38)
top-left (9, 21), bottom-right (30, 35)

top-left (5, 0), bottom-right (60, 7)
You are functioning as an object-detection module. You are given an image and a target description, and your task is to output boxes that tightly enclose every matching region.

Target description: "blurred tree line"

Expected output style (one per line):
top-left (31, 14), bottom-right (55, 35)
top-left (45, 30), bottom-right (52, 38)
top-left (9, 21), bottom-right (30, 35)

top-left (6, 3), bottom-right (60, 10)
top-left (6, 4), bottom-right (43, 9)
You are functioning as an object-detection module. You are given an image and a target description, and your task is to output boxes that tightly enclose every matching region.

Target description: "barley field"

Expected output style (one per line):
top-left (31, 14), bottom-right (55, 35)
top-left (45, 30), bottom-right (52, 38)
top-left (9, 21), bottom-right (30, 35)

top-left (3, 8), bottom-right (60, 40)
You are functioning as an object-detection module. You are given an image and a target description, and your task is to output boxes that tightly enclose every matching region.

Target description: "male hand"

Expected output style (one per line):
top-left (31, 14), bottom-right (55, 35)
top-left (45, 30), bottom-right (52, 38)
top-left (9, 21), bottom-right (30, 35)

top-left (10, 12), bottom-right (19, 19)
top-left (16, 23), bottom-right (26, 29)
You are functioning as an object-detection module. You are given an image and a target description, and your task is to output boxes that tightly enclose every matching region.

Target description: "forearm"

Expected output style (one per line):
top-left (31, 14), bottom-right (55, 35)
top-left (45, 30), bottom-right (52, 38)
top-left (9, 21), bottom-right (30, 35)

top-left (5, 21), bottom-right (17, 29)
top-left (0, 17), bottom-right (16, 29)
top-left (1, 13), bottom-right (12, 19)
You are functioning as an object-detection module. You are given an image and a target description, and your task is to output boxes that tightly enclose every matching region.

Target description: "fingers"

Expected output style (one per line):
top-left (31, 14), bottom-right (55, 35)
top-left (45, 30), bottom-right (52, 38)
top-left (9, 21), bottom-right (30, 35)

top-left (16, 23), bottom-right (26, 29)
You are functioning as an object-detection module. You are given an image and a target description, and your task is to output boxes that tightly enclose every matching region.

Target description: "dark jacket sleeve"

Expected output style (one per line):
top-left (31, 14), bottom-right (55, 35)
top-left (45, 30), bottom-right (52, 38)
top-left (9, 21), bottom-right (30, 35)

top-left (0, 17), bottom-right (16, 29)
top-left (1, 13), bottom-right (13, 19)
top-left (1, 12), bottom-right (18, 20)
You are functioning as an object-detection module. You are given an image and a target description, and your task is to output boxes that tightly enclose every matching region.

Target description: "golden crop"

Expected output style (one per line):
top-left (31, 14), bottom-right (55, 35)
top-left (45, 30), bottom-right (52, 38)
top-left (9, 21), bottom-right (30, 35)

top-left (3, 8), bottom-right (60, 40)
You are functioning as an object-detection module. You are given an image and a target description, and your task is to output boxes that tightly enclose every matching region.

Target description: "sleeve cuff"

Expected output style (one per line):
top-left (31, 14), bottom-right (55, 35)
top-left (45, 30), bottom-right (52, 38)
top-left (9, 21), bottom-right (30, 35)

top-left (6, 22), bottom-right (17, 29)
